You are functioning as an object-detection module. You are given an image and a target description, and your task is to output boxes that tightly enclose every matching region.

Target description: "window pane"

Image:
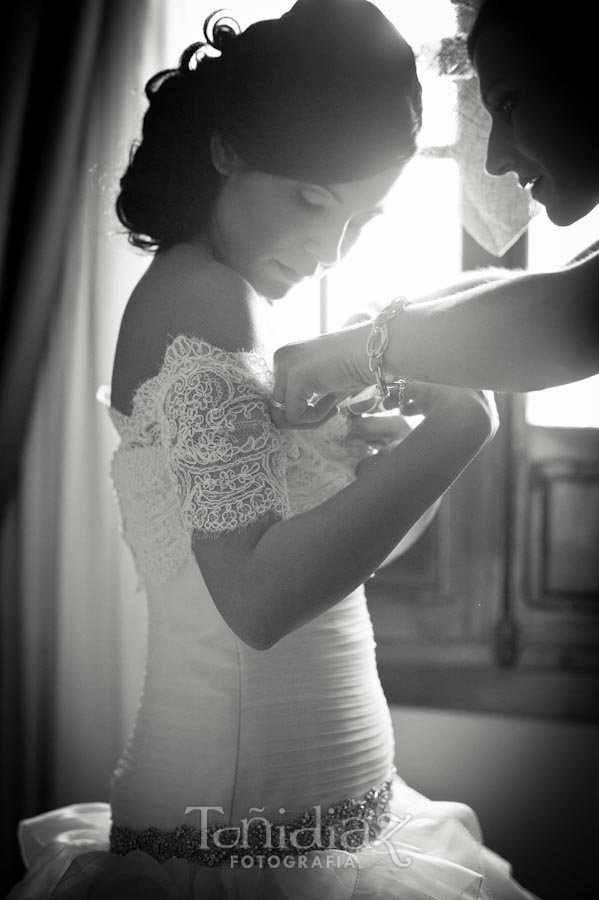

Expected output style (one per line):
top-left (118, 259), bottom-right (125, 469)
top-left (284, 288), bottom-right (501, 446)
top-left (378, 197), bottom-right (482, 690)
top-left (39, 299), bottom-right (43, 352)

top-left (376, 0), bottom-right (458, 149)
top-left (526, 376), bottom-right (599, 429)
top-left (270, 280), bottom-right (321, 346)
top-left (326, 158), bottom-right (461, 330)
top-left (375, 0), bottom-right (456, 45)
top-left (528, 205), bottom-right (599, 270)
top-left (525, 206), bottom-right (599, 429)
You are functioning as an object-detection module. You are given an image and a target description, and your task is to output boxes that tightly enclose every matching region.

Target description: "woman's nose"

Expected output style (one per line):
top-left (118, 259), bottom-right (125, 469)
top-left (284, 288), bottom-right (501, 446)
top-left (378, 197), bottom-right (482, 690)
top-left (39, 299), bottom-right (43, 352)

top-left (304, 222), bottom-right (347, 268)
top-left (485, 119), bottom-right (516, 178)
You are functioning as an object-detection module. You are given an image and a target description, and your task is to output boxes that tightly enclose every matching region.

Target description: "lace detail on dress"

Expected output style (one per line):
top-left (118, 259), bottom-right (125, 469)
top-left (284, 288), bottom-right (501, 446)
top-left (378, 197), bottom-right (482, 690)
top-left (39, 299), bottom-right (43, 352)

top-left (109, 419), bottom-right (192, 585)
top-left (100, 334), bottom-right (369, 586)
top-left (103, 336), bottom-right (289, 585)
top-left (280, 417), bottom-right (359, 515)
top-left (160, 336), bottom-right (290, 537)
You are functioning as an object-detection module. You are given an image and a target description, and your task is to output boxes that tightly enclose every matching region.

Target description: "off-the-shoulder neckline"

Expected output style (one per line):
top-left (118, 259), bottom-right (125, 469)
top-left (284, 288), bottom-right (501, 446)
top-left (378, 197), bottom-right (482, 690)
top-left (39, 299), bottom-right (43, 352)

top-left (97, 333), bottom-right (273, 422)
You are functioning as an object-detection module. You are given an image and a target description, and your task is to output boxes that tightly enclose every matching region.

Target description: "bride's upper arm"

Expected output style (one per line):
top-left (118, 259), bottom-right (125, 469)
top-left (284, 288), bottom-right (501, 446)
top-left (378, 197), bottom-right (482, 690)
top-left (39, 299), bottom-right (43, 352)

top-left (162, 262), bottom-right (288, 648)
top-left (192, 515), bottom-right (284, 650)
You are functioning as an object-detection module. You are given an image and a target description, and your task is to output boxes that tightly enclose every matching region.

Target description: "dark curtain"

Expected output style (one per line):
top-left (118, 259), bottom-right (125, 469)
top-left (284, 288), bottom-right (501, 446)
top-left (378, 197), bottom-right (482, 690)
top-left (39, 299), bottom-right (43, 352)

top-left (0, 2), bottom-right (145, 890)
top-left (0, 1), bottom-right (105, 507)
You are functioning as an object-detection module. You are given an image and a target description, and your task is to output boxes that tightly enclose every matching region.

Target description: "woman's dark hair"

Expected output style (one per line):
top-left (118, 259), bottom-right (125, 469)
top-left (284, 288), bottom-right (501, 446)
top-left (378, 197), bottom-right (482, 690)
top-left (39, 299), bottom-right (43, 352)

top-left (467, 0), bottom-right (594, 74)
top-left (117, 0), bottom-right (422, 251)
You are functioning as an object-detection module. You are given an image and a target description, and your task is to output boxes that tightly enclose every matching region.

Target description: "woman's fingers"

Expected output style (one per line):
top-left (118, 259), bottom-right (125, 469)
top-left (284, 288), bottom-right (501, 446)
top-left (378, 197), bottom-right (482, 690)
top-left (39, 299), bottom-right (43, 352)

top-left (346, 413), bottom-right (413, 443)
top-left (271, 343), bottom-right (342, 428)
top-left (269, 393), bottom-right (339, 430)
top-left (272, 327), bottom-right (373, 425)
top-left (401, 398), bottom-right (420, 417)
top-left (272, 346), bottom-right (321, 426)
top-left (354, 453), bottom-right (383, 478)
top-left (289, 394), bottom-right (339, 428)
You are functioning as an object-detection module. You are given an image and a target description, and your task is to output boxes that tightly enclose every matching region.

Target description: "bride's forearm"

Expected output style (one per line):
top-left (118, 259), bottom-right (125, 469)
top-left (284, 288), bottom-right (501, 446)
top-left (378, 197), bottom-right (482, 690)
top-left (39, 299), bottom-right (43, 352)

top-left (245, 401), bottom-right (494, 648)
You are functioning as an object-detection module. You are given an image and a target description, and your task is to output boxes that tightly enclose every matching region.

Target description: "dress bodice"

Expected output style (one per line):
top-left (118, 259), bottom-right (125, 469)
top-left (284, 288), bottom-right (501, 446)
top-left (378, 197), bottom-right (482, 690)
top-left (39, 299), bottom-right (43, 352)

top-left (98, 335), bottom-right (395, 833)
top-left (102, 335), bottom-right (364, 585)
top-left (8, 335), bottom-right (537, 900)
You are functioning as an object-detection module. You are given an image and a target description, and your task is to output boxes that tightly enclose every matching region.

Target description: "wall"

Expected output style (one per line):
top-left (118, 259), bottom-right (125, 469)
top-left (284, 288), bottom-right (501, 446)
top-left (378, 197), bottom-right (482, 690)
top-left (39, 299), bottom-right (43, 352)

top-left (390, 706), bottom-right (598, 900)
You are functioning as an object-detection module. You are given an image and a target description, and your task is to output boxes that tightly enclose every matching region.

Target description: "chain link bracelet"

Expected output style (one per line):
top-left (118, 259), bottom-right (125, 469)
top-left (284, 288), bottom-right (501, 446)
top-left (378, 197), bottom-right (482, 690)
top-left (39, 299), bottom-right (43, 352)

top-left (366, 296), bottom-right (409, 408)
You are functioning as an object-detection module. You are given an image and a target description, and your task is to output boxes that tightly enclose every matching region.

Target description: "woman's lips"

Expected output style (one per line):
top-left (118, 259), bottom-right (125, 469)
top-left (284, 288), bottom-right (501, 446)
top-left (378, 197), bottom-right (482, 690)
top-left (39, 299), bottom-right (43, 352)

top-left (275, 262), bottom-right (302, 283)
top-left (519, 174), bottom-right (542, 193)
top-left (530, 177), bottom-right (544, 200)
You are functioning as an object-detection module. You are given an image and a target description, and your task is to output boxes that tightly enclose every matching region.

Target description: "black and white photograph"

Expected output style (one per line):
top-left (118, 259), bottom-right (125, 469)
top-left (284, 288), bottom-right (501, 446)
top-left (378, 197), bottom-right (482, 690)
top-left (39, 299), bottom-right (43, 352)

top-left (1, 1), bottom-right (597, 898)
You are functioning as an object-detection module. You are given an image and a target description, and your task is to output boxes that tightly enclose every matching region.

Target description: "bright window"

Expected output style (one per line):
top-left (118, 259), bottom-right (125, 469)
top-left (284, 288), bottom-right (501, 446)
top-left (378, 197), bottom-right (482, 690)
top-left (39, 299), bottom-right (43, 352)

top-left (525, 205), bottom-right (599, 428)
top-left (278, 0), bottom-right (461, 341)
top-left (324, 157), bottom-right (460, 332)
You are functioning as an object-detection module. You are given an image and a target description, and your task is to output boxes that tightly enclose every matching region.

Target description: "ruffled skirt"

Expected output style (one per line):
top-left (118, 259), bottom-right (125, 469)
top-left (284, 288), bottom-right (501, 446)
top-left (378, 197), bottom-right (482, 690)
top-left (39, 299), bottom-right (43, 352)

top-left (6, 774), bottom-right (540, 900)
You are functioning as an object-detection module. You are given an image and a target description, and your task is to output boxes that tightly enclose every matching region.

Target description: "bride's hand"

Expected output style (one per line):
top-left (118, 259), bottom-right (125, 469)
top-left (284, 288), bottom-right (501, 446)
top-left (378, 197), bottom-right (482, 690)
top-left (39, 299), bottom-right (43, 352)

top-left (348, 382), bottom-right (498, 479)
top-left (403, 380), bottom-right (498, 427)
top-left (346, 411), bottom-right (414, 477)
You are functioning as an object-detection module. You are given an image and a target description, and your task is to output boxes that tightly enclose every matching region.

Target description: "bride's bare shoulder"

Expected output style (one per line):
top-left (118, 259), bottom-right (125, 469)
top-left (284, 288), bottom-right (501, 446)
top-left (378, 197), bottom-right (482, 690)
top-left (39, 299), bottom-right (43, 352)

top-left (111, 244), bottom-right (259, 415)
top-left (142, 243), bottom-right (258, 347)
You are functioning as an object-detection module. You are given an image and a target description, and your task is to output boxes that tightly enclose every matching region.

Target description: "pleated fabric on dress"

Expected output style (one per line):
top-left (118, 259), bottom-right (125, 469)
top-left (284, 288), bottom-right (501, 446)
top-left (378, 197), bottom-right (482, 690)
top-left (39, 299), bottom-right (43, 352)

top-left (7, 337), bottom-right (539, 900)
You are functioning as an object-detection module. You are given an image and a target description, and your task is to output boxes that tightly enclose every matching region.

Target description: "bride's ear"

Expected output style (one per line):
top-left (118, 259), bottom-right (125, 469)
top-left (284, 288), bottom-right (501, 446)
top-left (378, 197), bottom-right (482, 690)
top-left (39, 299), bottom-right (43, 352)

top-left (210, 131), bottom-right (241, 175)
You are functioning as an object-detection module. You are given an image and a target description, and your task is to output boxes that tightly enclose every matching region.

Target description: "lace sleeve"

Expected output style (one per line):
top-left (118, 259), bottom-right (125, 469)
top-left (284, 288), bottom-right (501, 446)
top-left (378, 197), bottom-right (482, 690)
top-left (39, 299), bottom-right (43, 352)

top-left (159, 336), bottom-right (290, 538)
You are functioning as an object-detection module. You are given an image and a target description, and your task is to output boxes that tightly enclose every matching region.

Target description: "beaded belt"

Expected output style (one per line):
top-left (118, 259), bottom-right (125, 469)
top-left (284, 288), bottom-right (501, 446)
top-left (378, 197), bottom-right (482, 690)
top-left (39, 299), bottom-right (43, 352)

top-left (110, 766), bottom-right (396, 866)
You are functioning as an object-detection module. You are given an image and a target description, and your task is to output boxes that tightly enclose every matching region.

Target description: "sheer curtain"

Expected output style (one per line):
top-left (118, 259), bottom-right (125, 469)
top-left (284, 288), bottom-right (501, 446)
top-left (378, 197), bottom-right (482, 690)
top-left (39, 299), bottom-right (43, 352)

top-left (0, 0), bottom-right (173, 889)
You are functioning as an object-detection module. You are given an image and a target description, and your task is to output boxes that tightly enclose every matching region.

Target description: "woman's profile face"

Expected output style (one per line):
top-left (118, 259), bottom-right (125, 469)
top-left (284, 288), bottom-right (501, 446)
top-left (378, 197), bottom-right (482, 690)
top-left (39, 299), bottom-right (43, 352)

top-left (473, 23), bottom-right (599, 226)
top-left (208, 161), bottom-right (403, 299)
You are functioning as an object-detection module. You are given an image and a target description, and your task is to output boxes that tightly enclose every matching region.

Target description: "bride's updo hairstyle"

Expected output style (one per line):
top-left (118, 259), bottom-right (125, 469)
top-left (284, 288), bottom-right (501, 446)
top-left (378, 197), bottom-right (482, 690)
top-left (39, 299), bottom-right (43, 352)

top-left (117, 0), bottom-right (423, 250)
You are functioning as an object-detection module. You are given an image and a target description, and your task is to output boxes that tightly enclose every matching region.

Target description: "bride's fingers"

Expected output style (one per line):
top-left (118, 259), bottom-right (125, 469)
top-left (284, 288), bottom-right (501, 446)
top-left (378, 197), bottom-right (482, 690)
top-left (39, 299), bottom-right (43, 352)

top-left (401, 399), bottom-right (421, 417)
top-left (400, 384), bottom-right (432, 417)
top-left (347, 415), bottom-right (412, 442)
top-left (342, 397), bottom-right (381, 416)
top-left (294, 394), bottom-right (339, 427)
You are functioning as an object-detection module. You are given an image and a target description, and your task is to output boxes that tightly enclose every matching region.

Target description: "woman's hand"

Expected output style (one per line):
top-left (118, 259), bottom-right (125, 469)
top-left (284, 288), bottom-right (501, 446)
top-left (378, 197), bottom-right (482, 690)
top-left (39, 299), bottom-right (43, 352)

top-left (271, 324), bottom-right (373, 428)
top-left (347, 410), bottom-right (443, 567)
top-left (403, 381), bottom-right (499, 438)
top-left (346, 381), bottom-right (499, 477)
top-left (345, 409), bottom-right (414, 477)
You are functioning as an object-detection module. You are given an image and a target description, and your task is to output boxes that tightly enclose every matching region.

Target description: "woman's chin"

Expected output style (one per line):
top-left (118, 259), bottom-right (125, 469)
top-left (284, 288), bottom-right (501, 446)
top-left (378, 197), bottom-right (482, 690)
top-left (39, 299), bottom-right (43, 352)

top-left (264, 283), bottom-right (292, 301)
top-left (250, 275), bottom-right (294, 301)
top-left (545, 193), bottom-right (599, 227)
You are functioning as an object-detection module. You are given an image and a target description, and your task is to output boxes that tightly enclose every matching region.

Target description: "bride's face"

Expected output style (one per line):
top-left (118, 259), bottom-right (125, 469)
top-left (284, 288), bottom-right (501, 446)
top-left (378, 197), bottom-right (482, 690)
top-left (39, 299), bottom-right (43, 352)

top-left (208, 158), bottom-right (402, 300)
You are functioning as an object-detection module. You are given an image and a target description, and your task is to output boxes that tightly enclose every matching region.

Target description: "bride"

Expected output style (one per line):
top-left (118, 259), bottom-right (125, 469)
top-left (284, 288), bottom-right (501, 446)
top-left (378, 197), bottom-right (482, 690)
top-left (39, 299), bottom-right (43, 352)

top-left (8, 2), bottom-right (539, 898)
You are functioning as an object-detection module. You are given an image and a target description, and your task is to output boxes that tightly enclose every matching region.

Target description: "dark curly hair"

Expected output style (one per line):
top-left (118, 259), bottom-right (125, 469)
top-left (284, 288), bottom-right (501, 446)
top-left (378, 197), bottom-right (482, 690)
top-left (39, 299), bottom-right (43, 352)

top-left (117, 0), bottom-right (423, 251)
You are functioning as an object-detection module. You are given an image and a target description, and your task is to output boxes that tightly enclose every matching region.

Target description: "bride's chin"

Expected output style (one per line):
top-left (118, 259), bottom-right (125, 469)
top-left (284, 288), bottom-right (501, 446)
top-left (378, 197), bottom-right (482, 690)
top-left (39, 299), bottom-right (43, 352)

top-left (264, 285), bottom-right (291, 301)
top-left (250, 277), bottom-right (292, 302)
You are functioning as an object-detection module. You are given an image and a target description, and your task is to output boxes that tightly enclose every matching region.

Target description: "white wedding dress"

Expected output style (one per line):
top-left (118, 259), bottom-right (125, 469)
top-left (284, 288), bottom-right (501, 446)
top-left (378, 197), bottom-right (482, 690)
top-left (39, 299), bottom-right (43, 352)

top-left (7, 335), bottom-right (539, 900)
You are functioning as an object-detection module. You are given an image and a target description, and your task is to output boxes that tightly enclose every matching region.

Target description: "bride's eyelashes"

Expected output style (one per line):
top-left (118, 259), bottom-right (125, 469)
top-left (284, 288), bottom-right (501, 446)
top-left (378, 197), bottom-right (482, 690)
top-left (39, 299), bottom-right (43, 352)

top-left (296, 186), bottom-right (330, 211)
top-left (296, 189), bottom-right (382, 234)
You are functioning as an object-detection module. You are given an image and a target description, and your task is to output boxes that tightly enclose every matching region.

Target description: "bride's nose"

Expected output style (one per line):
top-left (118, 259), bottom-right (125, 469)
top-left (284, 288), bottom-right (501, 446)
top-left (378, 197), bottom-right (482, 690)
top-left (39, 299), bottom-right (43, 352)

top-left (303, 221), bottom-right (348, 268)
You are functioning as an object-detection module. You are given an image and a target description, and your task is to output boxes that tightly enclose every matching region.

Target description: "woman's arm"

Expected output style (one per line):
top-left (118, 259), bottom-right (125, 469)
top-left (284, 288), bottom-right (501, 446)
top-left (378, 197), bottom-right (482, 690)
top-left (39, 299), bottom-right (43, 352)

top-left (389, 251), bottom-right (598, 391)
top-left (165, 258), bottom-right (495, 651)
top-left (193, 383), bottom-right (497, 650)
top-left (346, 408), bottom-right (442, 567)
top-left (271, 251), bottom-right (598, 425)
